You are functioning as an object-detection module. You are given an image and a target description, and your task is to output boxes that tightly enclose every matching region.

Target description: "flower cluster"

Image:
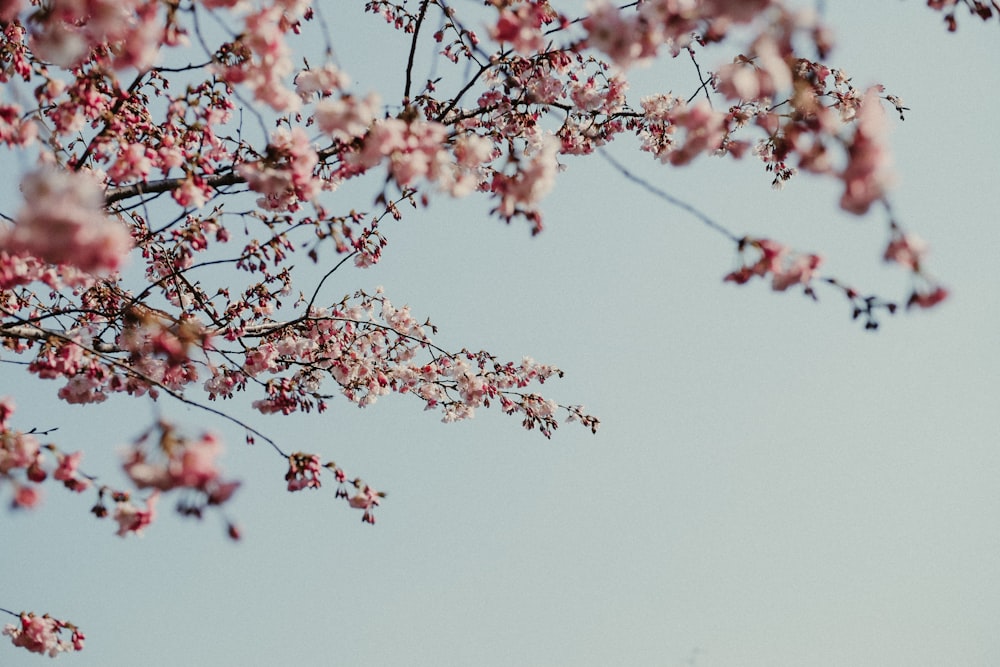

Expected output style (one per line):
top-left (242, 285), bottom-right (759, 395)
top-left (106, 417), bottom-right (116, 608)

top-left (925, 0), bottom-right (999, 31)
top-left (883, 226), bottom-right (949, 310)
top-left (237, 127), bottom-right (321, 211)
top-left (3, 611), bottom-right (84, 658)
top-left (345, 479), bottom-right (384, 525)
top-left (285, 452), bottom-right (322, 491)
top-left (211, 4), bottom-right (305, 112)
top-left (206, 287), bottom-right (595, 438)
top-left (582, 0), bottom-right (776, 68)
top-left (284, 452), bottom-right (381, 522)
top-left (27, 0), bottom-right (168, 70)
top-left (0, 169), bottom-right (133, 276)
top-left (109, 490), bottom-right (158, 537)
top-left (839, 88), bottom-right (894, 215)
top-left (724, 237), bottom-right (823, 295)
top-left (490, 1), bottom-right (558, 55)
top-left (0, 397), bottom-right (91, 509)
top-left (122, 423), bottom-right (241, 522)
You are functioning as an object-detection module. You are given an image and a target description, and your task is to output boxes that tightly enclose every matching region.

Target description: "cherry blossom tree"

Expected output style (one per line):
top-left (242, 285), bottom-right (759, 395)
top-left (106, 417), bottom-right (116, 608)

top-left (1, 0), bottom-right (989, 657)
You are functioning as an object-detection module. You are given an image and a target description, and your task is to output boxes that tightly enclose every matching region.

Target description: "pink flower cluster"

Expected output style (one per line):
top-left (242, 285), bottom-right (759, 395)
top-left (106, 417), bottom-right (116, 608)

top-left (884, 230), bottom-right (927, 271)
top-left (346, 480), bottom-right (383, 524)
top-left (724, 237), bottom-right (823, 293)
top-left (1, 169), bottom-right (132, 275)
top-left (582, 0), bottom-right (774, 68)
top-left (3, 612), bottom-right (84, 657)
top-left (0, 0), bottom-right (955, 610)
top-left (122, 425), bottom-right (240, 516)
top-left (347, 116), bottom-right (497, 200)
top-left (840, 89), bottom-right (894, 214)
top-left (353, 117), bottom-right (450, 188)
top-left (110, 491), bottom-right (158, 537)
top-left (715, 35), bottom-right (793, 102)
top-left (211, 5), bottom-right (302, 112)
top-left (284, 452), bottom-right (381, 522)
top-left (883, 228), bottom-right (949, 310)
top-left (285, 452), bottom-right (322, 491)
top-left (237, 127), bottom-right (320, 211)
top-left (314, 92), bottom-right (381, 144)
top-left (490, 1), bottom-right (558, 55)
top-left (0, 102), bottom-right (37, 147)
top-left (210, 287), bottom-right (593, 438)
top-left (1, 397), bottom-right (91, 509)
top-left (489, 134), bottom-right (560, 226)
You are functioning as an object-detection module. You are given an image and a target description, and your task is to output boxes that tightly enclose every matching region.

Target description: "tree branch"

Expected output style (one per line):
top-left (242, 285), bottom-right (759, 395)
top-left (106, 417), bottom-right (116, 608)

top-left (104, 171), bottom-right (246, 205)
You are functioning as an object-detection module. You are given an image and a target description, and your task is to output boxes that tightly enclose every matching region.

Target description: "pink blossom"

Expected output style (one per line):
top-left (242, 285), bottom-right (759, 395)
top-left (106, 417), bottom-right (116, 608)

top-left (0, 0), bottom-right (23, 22)
top-left (493, 134), bottom-right (560, 219)
top-left (113, 491), bottom-right (159, 537)
top-left (703, 0), bottom-right (775, 23)
top-left (667, 100), bottom-right (729, 165)
top-left (25, 0), bottom-right (164, 71)
top-left (13, 483), bottom-right (42, 508)
top-left (0, 429), bottom-right (41, 474)
top-left (53, 450), bottom-right (89, 492)
top-left (2, 168), bottom-right (132, 274)
top-left (491, 3), bottom-right (549, 55)
top-left (883, 232), bottom-right (927, 270)
top-left (716, 36), bottom-right (792, 101)
top-left (0, 103), bottom-right (37, 147)
top-left (583, 1), bottom-right (655, 68)
top-left (347, 481), bottom-right (383, 523)
top-left (2, 613), bottom-right (82, 656)
top-left (237, 127), bottom-right (319, 211)
top-left (107, 142), bottom-right (155, 184)
top-left (439, 133), bottom-right (494, 196)
top-left (172, 175), bottom-right (210, 209)
top-left (212, 7), bottom-right (301, 112)
top-left (173, 434), bottom-right (219, 487)
top-left (313, 92), bottom-right (380, 143)
top-left (907, 286), bottom-right (949, 309)
top-left (122, 449), bottom-right (173, 490)
top-left (285, 452), bottom-right (322, 491)
top-left (123, 430), bottom-right (237, 503)
top-left (296, 64), bottom-right (351, 99)
top-left (30, 21), bottom-right (88, 69)
top-left (352, 117), bottom-right (452, 189)
top-left (771, 253), bottom-right (822, 291)
top-left (0, 396), bottom-right (14, 429)
top-left (725, 238), bottom-right (822, 294)
top-left (840, 88), bottom-right (894, 215)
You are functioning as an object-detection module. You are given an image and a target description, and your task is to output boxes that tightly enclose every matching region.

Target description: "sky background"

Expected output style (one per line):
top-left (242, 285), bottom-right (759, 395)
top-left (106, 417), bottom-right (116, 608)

top-left (3, 2), bottom-right (1000, 666)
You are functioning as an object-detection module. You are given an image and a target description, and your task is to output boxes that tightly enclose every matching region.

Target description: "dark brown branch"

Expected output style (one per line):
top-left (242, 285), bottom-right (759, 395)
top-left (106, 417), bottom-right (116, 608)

top-left (0, 324), bottom-right (119, 353)
top-left (105, 146), bottom-right (341, 206)
top-left (104, 171), bottom-right (246, 205)
top-left (404, 0), bottom-right (432, 102)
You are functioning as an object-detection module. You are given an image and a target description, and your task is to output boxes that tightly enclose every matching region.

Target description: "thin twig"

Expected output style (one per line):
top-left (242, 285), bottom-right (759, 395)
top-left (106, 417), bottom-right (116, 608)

top-left (404, 0), bottom-right (432, 102)
top-left (598, 148), bottom-right (740, 243)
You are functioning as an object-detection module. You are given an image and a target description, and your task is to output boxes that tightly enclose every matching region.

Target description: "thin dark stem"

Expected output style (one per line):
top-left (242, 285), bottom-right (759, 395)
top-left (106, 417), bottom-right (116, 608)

top-left (305, 251), bottom-right (358, 316)
top-left (74, 72), bottom-right (146, 172)
top-left (404, 0), bottom-right (432, 102)
top-left (686, 48), bottom-right (714, 107)
top-left (545, 1), bottom-right (640, 35)
top-left (598, 148), bottom-right (741, 243)
top-left (435, 61), bottom-right (493, 122)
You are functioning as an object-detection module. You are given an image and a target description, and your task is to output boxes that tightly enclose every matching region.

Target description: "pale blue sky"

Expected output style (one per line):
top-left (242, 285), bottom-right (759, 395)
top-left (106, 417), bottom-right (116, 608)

top-left (3, 3), bottom-right (999, 666)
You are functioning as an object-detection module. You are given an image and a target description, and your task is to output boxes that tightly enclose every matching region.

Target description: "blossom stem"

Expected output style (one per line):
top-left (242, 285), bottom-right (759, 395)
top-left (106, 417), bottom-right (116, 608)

top-left (597, 148), bottom-right (741, 243)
